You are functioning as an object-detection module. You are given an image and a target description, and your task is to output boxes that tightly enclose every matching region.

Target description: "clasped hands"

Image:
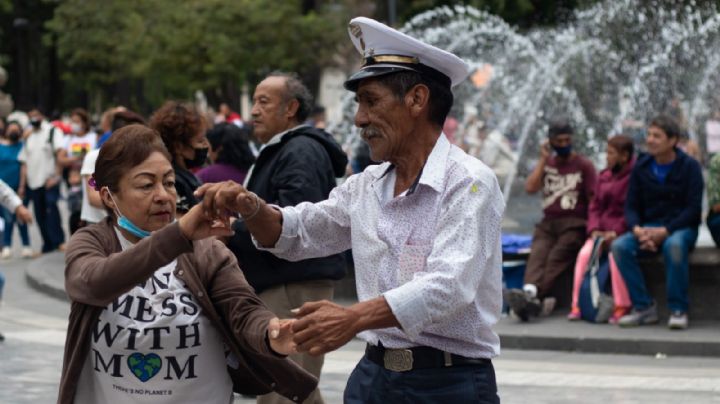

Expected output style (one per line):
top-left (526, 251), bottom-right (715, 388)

top-left (191, 181), bottom-right (360, 356)
top-left (266, 300), bottom-right (360, 357)
top-left (633, 226), bottom-right (668, 252)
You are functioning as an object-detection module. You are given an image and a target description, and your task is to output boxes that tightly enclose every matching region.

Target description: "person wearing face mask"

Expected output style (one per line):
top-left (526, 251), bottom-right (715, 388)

top-left (60, 124), bottom-right (317, 403)
top-left (18, 108), bottom-right (66, 253)
top-left (504, 120), bottom-right (597, 321)
top-left (0, 121), bottom-right (35, 258)
top-left (150, 101), bottom-right (209, 215)
top-left (567, 135), bottom-right (635, 323)
top-left (61, 108), bottom-right (97, 234)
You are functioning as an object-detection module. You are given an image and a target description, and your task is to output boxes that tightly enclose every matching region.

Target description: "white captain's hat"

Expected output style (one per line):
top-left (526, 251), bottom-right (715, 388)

top-left (344, 17), bottom-right (470, 91)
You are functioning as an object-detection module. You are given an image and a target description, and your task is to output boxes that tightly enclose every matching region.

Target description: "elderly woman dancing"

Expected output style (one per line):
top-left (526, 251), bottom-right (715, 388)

top-left (58, 124), bottom-right (316, 404)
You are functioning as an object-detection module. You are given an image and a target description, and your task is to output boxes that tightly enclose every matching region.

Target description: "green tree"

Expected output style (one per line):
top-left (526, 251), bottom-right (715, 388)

top-left (47, 0), bottom-right (347, 111)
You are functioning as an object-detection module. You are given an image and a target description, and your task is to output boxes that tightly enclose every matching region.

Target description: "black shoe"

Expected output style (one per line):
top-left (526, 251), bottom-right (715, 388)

top-left (503, 289), bottom-right (541, 322)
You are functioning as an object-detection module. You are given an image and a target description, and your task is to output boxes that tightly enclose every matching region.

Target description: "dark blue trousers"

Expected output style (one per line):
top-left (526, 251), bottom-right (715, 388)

top-left (344, 355), bottom-right (500, 404)
top-left (27, 185), bottom-right (65, 253)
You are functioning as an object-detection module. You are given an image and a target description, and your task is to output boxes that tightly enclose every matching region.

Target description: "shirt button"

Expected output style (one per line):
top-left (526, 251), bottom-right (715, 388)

top-left (292, 396), bottom-right (298, 402)
top-left (270, 382), bottom-right (276, 389)
top-left (197, 291), bottom-right (204, 298)
top-left (177, 270), bottom-right (184, 276)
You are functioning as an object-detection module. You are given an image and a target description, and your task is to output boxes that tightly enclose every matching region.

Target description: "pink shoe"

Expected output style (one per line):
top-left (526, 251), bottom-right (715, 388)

top-left (609, 307), bottom-right (630, 325)
top-left (567, 307), bottom-right (581, 321)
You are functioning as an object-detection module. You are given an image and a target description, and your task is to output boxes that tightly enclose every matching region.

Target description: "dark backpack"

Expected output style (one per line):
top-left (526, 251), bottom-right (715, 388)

top-left (578, 237), bottom-right (614, 323)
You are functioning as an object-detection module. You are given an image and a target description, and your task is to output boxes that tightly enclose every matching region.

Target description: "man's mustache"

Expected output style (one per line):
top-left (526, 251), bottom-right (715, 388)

top-left (361, 127), bottom-right (382, 140)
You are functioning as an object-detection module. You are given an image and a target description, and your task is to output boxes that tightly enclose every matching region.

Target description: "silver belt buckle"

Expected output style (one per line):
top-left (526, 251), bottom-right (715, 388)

top-left (383, 348), bottom-right (414, 372)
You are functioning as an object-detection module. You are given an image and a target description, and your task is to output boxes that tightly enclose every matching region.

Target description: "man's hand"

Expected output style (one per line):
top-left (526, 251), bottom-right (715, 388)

top-left (15, 205), bottom-right (32, 224)
top-left (646, 227), bottom-right (669, 248)
top-left (267, 318), bottom-right (297, 356)
top-left (194, 181), bottom-right (258, 221)
top-left (292, 300), bottom-right (361, 356)
top-left (540, 140), bottom-right (551, 160)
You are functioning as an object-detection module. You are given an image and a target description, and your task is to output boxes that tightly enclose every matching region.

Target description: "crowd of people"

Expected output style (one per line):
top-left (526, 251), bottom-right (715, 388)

top-left (504, 113), bottom-right (707, 331)
top-left (1, 13), bottom-right (719, 404)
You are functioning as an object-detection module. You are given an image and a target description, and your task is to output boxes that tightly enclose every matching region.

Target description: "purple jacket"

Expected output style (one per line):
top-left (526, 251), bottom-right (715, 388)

top-left (586, 158), bottom-right (635, 236)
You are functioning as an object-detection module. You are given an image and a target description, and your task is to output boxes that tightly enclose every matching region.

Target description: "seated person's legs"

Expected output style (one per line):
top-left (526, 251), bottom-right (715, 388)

top-left (505, 221), bottom-right (554, 320)
top-left (611, 233), bottom-right (658, 326)
top-left (569, 238), bottom-right (595, 320)
top-left (661, 227), bottom-right (698, 329)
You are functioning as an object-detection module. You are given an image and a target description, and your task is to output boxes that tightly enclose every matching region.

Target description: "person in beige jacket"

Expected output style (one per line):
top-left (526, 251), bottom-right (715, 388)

top-left (59, 124), bottom-right (316, 404)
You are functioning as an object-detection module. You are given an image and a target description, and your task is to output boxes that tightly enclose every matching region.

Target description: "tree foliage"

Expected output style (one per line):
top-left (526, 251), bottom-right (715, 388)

top-left (47, 0), bottom-right (347, 109)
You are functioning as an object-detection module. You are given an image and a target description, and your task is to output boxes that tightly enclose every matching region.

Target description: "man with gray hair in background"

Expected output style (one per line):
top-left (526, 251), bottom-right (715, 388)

top-left (226, 72), bottom-right (348, 404)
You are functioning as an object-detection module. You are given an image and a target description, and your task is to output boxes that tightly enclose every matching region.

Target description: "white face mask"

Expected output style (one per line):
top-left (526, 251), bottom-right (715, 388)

top-left (70, 122), bottom-right (82, 134)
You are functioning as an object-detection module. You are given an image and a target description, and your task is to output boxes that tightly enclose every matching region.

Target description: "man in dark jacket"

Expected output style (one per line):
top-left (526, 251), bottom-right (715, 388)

top-left (228, 72), bottom-right (347, 404)
top-left (611, 115), bottom-right (703, 330)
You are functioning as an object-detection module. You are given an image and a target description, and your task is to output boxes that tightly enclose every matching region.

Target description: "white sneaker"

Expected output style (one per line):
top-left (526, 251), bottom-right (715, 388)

top-left (21, 247), bottom-right (36, 259)
top-left (668, 311), bottom-right (688, 330)
top-left (1, 247), bottom-right (10, 259)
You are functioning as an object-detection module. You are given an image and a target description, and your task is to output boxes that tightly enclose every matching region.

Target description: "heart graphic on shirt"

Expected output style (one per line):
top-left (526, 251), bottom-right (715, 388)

top-left (127, 352), bottom-right (162, 382)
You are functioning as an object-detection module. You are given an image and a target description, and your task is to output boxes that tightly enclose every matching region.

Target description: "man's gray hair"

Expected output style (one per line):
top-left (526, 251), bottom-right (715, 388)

top-left (267, 71), bottom-right (314, 122)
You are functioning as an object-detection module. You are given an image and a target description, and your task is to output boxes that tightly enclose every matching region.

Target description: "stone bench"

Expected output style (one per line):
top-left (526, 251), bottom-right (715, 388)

top-left (502, 247), bottom-right (720, 321)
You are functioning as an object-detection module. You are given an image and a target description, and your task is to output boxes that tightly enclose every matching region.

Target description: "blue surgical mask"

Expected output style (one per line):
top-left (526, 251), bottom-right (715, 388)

top-left (106, 189), bottom-right (151, 239)
top-left (552, 144), bottom-right (572, 157)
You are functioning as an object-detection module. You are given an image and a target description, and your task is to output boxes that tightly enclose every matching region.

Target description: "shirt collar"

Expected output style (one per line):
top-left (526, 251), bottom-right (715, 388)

top-left (371, 133), bottom-right (450, 194)
top-left (261, 124), bottom-right (310, 150)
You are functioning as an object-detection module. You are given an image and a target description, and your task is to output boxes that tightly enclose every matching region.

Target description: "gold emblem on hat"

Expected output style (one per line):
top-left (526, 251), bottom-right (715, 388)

top-left (349, 23), bottom-right (365, 51)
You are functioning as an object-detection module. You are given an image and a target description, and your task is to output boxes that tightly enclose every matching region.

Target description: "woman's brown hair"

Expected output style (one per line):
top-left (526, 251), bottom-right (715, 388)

top-left (71, 108), bottom-right (91, 132)
top-left (149, 101), bottom-right (206, 161)
top-left (607, 134), bottom-right (634, 159)
top-left (94, 124), bottom-right (171, 194)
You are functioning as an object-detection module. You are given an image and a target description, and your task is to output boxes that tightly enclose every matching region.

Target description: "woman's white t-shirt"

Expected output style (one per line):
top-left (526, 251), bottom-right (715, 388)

top-left (74, 229), bottom-right (233, 403)
top-left (79, 149), bottom-right (107, 224)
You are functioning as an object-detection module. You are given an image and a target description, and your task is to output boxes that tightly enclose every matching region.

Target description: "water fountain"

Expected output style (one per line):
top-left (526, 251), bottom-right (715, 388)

top-left (330, 0), bottom-right (720, 206)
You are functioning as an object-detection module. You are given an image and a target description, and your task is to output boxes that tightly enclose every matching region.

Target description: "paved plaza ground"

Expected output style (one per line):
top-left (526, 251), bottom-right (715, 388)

top-left (2, 197), bottom-right (720, 403)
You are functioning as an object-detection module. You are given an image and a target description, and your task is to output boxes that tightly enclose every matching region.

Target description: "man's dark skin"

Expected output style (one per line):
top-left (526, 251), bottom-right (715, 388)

top-left (195, 76), bottom-right (444, 356)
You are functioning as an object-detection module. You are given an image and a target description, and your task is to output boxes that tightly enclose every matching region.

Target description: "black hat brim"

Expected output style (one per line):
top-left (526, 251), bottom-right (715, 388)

top-left (343, 65), bottom-right (417, 91)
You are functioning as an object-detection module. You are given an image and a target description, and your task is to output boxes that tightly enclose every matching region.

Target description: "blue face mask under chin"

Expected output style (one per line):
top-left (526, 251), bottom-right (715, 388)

top-left (107, 189), bottom-right (152, 239)
top-left (117, 215), bottom-right (152, 239)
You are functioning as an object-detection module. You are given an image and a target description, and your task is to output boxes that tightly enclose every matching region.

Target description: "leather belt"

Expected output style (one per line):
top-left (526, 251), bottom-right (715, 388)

top-left (365, 343), bottom-right (490, 372)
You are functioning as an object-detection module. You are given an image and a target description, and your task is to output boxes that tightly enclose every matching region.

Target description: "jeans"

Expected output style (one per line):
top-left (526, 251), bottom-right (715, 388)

top-left (1, 203), bottom-right (30, 248)
top-left (27, 185), bottom-right (65, 253)
top-left (611, 227), bottom-right (698, 312)
top-left (707, 213), bottom-right (720, 248)
top-left (344, 355), bottom-right (499, 404)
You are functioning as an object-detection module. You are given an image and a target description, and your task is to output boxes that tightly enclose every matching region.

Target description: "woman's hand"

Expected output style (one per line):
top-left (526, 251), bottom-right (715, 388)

top-left (195, 181), bottom-right (260, 221)
top-left (178, 203), bottom-right (235, 241)
top-left (267, 317), bottom-right (297, 356)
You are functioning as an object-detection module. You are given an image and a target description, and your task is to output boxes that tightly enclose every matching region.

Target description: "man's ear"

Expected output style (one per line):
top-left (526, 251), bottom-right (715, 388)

top-left (405, 84), bottom-right (430, 118)
top-left (285, 99), bottom-right (300, 120)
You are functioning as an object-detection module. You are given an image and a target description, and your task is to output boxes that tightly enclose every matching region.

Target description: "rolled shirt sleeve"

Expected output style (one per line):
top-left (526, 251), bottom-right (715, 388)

top-left (0, 179), bottom-right (22, 212)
